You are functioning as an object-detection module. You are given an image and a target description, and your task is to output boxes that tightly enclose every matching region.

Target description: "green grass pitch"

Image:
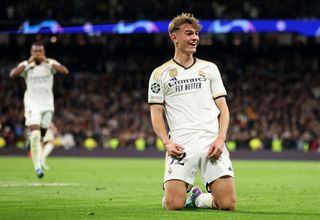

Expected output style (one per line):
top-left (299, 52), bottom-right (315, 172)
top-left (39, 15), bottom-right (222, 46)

top-left (0, 156), bottom-right (319, 220)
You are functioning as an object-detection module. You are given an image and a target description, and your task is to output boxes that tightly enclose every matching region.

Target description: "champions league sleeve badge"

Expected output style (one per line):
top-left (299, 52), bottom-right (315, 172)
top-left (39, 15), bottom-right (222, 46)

top-left (151, 83), bottom-right (161, 93)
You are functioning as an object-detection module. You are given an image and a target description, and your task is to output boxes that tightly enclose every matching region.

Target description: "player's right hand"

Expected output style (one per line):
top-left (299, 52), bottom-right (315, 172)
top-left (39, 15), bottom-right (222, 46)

top-left (165, 141), bottom-right (185, 158)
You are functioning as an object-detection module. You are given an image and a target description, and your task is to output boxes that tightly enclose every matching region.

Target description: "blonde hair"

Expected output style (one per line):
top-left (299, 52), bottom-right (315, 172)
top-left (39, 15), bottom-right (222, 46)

top-left (168, 13), bottom-right (202, 34)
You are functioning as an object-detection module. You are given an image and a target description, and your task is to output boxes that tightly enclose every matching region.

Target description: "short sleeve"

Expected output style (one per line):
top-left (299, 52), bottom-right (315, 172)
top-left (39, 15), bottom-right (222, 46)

top-left (18, 60), bottom-right (28, 78)
top-left (48, 58), bottom-right (61, 74)
top-left (148, 69), bottom-right (164, 104)
top-left (209, 63), bottom-right (227, 99)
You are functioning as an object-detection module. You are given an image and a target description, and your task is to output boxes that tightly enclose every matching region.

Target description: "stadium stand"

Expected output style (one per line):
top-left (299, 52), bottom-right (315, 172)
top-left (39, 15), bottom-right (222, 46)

top-left (0, 33), bottom-right (319, 152)
top-left (1, 0), bottom-right (320, 22)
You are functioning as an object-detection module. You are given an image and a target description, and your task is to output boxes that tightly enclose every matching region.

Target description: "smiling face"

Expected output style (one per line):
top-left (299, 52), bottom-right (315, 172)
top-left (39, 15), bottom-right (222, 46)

top-left (168, 13), bottom-right (202, 57)
top-left (170, 23), bottom-right (200, 55)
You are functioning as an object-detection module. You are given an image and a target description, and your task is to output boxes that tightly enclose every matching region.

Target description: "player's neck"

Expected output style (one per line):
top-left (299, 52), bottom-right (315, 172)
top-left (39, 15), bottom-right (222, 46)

top-left (173, 52), bottom-right (195, 68)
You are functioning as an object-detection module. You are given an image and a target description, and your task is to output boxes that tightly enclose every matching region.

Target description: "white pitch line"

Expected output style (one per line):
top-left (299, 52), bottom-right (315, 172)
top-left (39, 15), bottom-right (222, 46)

top-left (0, 181), bottom-right (80, 187)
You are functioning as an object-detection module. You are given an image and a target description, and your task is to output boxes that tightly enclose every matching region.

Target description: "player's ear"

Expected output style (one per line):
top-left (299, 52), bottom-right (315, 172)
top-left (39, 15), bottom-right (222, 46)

top-left (170, 33), bottom-right (177, 43)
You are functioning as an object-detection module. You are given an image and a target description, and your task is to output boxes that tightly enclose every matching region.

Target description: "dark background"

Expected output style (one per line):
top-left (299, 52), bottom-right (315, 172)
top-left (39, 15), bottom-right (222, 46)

top-left (0, 1), bottom-right (319, 153)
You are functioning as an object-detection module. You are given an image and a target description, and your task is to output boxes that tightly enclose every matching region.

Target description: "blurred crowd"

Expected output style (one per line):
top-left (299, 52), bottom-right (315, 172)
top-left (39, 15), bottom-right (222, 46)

top-left (1, 0), bottom-right (320, 25)
top-left (0, 33), bottom-right (320, 152)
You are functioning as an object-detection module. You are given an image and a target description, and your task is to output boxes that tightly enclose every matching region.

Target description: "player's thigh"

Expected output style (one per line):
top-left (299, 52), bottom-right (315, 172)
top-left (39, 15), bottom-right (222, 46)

top-left (164, 180), bottom-right (188, 209)
top-left (164, 152), bottom-right (197, 189)
top-left (209, 176), bottom-right (236, 210)
top-left (25, 110), bottom-right (41, 127)
top-left (200, 144), bottom-right (234, 189)
top-left (41, 111), bottom-right (53, 129)
top-left (164, 132), bottom-right (202, 187)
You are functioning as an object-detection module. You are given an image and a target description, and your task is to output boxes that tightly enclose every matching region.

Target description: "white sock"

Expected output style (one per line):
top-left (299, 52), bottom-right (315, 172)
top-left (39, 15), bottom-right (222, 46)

top-left (195, 193), bottom-right (213, 208)
top-left (42, 142), bottom-right (54, 165)
top-left (30, 130), bottom-right (42, 170)
top-left (162, 196), bottom-right (166, 209)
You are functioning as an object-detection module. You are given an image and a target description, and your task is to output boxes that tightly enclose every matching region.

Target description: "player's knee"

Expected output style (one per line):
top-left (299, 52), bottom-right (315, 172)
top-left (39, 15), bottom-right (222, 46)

top-left (216, 196), bottom-right (236, 211)
top-left (164, 198), bottom-right (184, 210)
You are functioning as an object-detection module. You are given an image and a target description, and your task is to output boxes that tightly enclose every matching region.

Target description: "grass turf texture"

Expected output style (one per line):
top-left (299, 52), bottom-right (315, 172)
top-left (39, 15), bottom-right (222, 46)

top-left (0, 157), bottom-right (319, 220)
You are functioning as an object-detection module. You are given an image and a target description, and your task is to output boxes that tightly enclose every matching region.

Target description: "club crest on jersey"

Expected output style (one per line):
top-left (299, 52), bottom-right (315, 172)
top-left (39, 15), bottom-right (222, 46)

top-left (198, 70), bottom-right (206, 78)
top-left (169, 68), bottom-right (178, 77)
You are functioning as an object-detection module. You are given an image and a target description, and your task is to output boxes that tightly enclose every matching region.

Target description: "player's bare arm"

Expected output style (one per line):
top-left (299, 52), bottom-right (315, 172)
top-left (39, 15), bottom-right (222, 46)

top-left (51, 62), bottom-right (69, 74)
top-left (39, 54), bottom-right (69, 74)
top-left (9, 57), bottom-right (34, 78)
top-left (150, 104), bottom-right (184, 157)
top-left (208, 97), bottom-right (229, 160)
top-left (9, 64), bottom-right (25, 78)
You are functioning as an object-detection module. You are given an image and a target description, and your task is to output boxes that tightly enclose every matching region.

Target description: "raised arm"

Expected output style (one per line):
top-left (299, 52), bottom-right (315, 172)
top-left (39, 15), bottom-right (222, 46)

top-left (39, 53), bottom-right (69, 74)
top-left (44, 57), bottom-right (69, 74)
top-left (10, 56), bottom-right (35, 78)
top-left (10, 63), bottom-right (26, 78)
top-left (50, 61), bottom-right (69, 74)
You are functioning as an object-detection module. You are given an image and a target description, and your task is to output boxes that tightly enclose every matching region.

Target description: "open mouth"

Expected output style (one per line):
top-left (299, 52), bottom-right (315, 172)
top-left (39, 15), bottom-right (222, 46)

top-left (188, 42), bottom-right (198, 47)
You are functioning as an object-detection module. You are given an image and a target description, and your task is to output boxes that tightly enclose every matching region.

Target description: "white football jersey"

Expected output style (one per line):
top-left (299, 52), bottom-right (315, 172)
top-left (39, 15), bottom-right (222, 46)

top-left (20, 58), bottom-right (59, 112)
top-left (148, 58), bottom-right (227, 135)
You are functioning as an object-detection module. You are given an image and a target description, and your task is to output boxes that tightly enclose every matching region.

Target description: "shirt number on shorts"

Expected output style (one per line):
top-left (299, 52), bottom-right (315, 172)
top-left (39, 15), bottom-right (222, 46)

top-left (169, 152), bottom-right (186, 166)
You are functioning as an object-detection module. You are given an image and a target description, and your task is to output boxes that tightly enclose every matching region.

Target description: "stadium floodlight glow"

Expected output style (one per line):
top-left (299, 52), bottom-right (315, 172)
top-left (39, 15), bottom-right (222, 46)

top-left (2, 19), bottom-right (320, 37)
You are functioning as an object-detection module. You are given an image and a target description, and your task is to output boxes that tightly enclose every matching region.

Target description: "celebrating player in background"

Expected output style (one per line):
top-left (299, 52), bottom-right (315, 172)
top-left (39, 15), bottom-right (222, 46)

top-left (148, 13), bottom-right (236, 211)
top-left (10, 42), bottom-right (69, 178)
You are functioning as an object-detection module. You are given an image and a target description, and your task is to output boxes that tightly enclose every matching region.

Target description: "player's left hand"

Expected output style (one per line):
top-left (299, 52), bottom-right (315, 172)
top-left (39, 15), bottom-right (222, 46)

top-left (40, 55), bottom-right (49, 63)
top-left (208, 136), bottom-right (225, 160)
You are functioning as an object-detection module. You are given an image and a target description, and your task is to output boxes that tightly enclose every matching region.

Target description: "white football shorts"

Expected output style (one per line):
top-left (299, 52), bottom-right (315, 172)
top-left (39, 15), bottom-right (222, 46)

top-left (163, 131), bottom-right (234, 192)
top-left (24, 110), bottom-right (53, 129)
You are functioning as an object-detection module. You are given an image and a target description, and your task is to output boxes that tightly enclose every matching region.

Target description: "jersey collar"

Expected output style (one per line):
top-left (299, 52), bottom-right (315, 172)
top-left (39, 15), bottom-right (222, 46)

top-left (172, 57), bottom-right (196, 70)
